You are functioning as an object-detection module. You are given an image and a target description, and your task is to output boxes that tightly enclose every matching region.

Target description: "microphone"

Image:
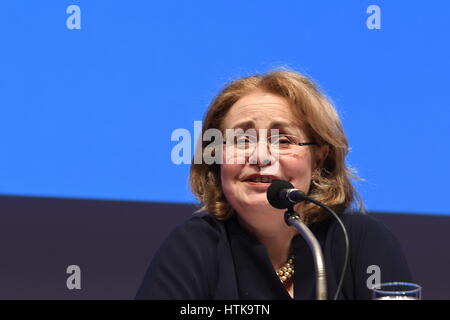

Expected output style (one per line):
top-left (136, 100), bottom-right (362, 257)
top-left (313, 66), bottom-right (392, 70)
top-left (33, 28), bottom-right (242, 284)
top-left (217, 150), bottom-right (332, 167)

top-left (267, 180), bottom-right (350, 300)
top-left (267, 180), bottom-right (307, 209)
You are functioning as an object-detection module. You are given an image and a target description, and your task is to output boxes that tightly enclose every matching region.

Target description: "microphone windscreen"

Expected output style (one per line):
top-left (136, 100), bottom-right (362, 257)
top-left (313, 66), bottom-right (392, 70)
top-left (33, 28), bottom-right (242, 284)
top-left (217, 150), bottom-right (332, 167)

top-left (267, 180), bottom-right (294, 209)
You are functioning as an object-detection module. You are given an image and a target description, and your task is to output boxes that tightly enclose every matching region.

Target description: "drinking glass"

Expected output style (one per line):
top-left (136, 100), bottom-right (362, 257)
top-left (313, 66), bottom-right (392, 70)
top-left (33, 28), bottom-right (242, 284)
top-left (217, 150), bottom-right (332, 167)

top-left (372, 282), bottom-right (421, 300)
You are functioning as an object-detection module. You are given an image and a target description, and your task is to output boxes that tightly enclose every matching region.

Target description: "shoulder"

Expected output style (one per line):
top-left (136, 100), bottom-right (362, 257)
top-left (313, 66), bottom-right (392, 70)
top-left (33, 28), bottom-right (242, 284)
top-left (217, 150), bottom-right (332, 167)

top-left (329, 212), bottom-right (412, 299)
top-left (337, 211), bottom-right (412, 276)
top-left (338, 210), bottom-right (384, 226)
top-left (336, 211), bottom-right (394, 239)
top-left (154, 212), bottom-right (226, 259)
top-left (324, 211), bottom-right (409, 269)
top-left (168, 212), bottom-right (225, 243)
top-left (135, 212), bottom-right (227, 299)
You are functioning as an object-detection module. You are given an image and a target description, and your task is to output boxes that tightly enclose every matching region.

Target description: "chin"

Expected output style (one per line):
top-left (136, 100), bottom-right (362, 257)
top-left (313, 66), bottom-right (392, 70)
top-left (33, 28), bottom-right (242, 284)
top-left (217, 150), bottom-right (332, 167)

top-left (240, 201), bottom-right (284, 216)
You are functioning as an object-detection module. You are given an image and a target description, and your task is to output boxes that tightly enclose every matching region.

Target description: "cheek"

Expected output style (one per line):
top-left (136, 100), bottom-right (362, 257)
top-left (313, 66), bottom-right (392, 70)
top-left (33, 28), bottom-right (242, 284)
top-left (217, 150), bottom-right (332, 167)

top-left (280, 153), bottom-right (314, 188)
top-left (220, 163), bottom-right (243, 190)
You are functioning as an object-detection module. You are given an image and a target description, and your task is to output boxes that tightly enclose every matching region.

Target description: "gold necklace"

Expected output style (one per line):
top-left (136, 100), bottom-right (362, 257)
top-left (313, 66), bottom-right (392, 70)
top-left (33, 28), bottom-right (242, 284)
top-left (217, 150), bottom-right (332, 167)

top-left (276, 255), bottom-right (294, 283)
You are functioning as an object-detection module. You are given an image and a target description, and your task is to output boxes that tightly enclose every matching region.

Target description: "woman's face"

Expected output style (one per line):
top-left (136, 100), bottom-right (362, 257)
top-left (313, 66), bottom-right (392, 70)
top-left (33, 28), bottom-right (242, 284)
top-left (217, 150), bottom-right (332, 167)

top-left (220, 91), bottom-right (328, 234)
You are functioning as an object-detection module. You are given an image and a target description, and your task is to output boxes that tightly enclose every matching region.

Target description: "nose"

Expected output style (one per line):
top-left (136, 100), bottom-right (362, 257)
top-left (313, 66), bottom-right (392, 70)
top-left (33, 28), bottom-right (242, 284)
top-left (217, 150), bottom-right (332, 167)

top-left (249, 139), bottom-right (276, 167)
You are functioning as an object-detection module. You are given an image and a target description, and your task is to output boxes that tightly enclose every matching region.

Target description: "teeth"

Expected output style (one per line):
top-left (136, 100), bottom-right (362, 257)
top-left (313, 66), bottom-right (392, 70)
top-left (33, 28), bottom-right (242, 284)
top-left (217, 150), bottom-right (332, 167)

top-left (250, 176), bottom-right (273, 183)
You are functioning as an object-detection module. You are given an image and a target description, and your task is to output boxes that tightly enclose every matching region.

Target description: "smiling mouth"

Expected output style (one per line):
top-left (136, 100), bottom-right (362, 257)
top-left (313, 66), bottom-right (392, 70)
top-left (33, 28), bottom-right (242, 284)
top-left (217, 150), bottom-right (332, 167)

top-left (243, 176), bottom-right (279, 184)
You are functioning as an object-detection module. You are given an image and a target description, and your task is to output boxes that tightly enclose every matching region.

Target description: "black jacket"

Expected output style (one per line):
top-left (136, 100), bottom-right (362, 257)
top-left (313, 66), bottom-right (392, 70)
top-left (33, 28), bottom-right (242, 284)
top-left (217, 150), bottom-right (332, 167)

top-left (136, 212), bottom-right (412, 300)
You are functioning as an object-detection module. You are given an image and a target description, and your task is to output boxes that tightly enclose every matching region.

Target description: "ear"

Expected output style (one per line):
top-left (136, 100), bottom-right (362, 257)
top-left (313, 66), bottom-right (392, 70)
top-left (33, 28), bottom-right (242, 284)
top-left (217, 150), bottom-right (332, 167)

top-left (314, 144), bottom-right (329, 170)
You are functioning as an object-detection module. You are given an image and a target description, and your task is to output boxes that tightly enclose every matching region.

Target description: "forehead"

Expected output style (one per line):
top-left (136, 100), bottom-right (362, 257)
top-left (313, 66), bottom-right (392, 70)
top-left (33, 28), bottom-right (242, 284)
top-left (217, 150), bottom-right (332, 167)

top-left (223, 92), bottom-right (299, 130)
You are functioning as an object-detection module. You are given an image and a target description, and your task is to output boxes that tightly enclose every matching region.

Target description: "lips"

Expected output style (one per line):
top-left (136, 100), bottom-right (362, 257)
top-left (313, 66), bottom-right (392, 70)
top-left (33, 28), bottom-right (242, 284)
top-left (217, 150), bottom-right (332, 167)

top-left (243, 174), bottom-right (282, 184)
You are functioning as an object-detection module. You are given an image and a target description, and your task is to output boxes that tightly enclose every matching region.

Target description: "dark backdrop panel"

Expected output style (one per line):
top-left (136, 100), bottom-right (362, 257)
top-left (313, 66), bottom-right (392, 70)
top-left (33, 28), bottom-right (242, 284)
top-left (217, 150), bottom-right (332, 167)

top-left (0, 196), bottom-right (197, 299)
top-left (370, 212), bottom-right (450, 300)
top-left (0, 196), bottom-right (448, 299)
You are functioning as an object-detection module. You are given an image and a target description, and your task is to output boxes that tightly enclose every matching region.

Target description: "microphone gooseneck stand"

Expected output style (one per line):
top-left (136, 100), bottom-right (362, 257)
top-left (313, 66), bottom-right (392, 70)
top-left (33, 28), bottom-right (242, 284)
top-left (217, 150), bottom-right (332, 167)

top-left (284, 205), bottom-right (327, 300)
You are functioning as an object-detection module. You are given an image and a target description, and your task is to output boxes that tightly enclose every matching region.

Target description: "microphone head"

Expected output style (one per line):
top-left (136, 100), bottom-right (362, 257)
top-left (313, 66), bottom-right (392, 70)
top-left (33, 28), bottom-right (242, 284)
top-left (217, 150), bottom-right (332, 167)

top-left (267, 180), bottom-right (294, 209)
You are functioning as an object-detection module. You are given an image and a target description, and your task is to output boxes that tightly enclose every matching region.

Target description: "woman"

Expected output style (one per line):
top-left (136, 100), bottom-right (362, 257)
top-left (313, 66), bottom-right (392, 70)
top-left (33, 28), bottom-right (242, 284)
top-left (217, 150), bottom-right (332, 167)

top-left (136, 70), bottom-right (412, 300)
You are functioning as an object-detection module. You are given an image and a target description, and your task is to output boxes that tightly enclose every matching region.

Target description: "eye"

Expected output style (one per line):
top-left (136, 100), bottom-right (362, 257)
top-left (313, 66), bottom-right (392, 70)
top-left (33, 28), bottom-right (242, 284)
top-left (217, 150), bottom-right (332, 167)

top-left (235, 135), bottom-right (256, 147)
top-left (271, 135), bottom-right (294, 146)
top-left (278, 137), bottom-right (292, 144)
top-left (236, 136), bottom-right (249, 144)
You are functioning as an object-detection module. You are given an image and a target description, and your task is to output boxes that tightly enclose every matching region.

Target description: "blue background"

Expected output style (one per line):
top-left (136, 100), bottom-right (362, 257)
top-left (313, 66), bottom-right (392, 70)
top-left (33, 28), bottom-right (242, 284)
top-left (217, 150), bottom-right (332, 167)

top-left (1, 1), bottom-right (449, 215)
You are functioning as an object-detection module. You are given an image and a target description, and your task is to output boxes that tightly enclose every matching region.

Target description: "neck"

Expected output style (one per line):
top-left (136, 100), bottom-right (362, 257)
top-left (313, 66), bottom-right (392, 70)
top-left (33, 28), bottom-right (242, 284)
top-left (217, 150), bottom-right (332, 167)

top-left (258, 228), bottom-right (296, 269)
top-left (237, 215), bottom-right (297, 269)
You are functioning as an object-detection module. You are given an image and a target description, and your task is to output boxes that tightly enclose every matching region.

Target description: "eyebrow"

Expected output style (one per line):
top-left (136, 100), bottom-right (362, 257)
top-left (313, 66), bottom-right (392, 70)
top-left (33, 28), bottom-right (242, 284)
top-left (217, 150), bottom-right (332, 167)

top-left (230, 120), bottom-right (298, 131)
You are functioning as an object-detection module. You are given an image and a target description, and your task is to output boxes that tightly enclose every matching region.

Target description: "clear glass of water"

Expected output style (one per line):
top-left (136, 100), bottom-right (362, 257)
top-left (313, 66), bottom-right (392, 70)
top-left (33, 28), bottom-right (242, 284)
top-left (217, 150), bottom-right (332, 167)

top-left (372, 282), bottom-right (422, 300)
